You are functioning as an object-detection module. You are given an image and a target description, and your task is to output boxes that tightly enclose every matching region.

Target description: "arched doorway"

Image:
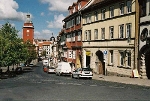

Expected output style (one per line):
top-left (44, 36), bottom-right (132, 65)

top-left (145, 48), bottom-right (150, 79)
top-left (86, 51), bottom-right (91, 67)
top-left (95, 50), bottom-right (105, 75)
top-left (139, 45), bottom-right (150, 79)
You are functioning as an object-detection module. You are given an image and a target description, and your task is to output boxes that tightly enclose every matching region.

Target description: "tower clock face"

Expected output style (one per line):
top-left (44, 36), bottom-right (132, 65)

top-left (27, 30), bottom-right (29, 32)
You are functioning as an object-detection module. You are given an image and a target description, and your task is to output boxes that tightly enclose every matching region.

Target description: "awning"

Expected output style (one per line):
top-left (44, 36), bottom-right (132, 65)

top-left (86, 51), bottom-right (91, 56)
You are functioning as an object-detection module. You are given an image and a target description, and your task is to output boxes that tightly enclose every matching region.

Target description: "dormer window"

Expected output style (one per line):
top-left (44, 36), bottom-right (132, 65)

top-left (69, 10), bottom-right (72, 15)
top-left (73, 6), bottom-right (76, 13)
top-left (78, 3), bottom-right (81, 10)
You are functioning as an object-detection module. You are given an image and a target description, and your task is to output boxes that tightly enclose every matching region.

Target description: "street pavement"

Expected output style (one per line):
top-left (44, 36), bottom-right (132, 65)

top-left (92, 74), bottom-right (150, 87)
top-left (1, 65), bottom-right (150, 87)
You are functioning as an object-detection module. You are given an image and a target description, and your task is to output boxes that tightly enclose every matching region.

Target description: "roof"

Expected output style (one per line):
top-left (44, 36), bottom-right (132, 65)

top-left (66, 42), bottom-right (71, 49)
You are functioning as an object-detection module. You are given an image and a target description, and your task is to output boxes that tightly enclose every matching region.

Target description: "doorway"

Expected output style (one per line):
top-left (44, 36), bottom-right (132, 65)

top-left (96, 50), bottom-right (105, 75)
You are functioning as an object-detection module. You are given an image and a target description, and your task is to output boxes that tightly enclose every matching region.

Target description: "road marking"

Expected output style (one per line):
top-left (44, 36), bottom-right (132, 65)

top-left (90, 85), bottom-right (97, 87)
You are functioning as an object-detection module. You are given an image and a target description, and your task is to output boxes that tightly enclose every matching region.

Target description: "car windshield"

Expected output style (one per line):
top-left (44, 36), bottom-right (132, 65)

top-left (82, 68), bottom-right (92, 71)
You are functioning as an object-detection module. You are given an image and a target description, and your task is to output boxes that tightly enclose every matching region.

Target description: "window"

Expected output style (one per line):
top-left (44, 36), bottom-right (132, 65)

top-left (67, 34), bottom-right (71, 42)
top-left (109, 6), bottom-right (114, 18)
top-left (101, 28), bottom-right (105, 40)
top-left (140, 0), bottom-right (146, 17)
top-left (77, 31), bottom-right (81, 41)
top-left (72, 51), bottom-right (76, 59)
top-left (72, 19), bottom-right (75, 26)
top-left (88, 30), bottom-right (91, 40)
top-left (126, 23), bottom-right (131, 42)
top-left (68, 50), bottom-right (73, 58)
top-left (69, 10), bottom-right (72, 15)
top-left (119, 24), bottom-right (124, 38)
top-left (101, 9), bottom-right (106, 20)
top-left (73, 7), bottom-right (76, 13)
top-left (72, 33), bottom-right (75, 41)
top-left (84, 30), bottom-right (91, 41)
top-left (27, 33), bottom-right (29, 36)
top-left (94, 11), bottom-right (98, 21)
top-left (94, 29), bottom-right (98, 40)
top-left (127, 52), bottom-right (131, 66)
top-left (76, 16), bottom-right (80, 24)
top-left (85, 13), bottom-right (91, 24)
top-left (120, 52), bottom-right (124, 66)
top-left (109, 26), bottom-right (114, 39)
top-left (127, 0), bottom-right (132, 13)
top-left (120, 3), bottom-right (124, 15)
top-left (85, 31), bottom-right (88, 41)
top-left (109, 50), bottom-right (113, 65)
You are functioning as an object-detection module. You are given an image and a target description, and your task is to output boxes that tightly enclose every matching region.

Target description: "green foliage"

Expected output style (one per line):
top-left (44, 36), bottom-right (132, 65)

top-left (24, 40), bottom-right (37, 65)
top-left (0, 22), bottom-right (36, 67)
top-left (41, 50), bottom-right (46, 58)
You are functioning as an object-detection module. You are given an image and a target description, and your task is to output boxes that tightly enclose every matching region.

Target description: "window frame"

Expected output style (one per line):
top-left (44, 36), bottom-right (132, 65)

top-left (126, 51), bottom-right (131, 67)
top-left (109, 6), bottom-right (114, 18)
top-left (109, 26), bottom-right (114, 39)
top-left (120, 3), bottom-right (124, 15)
top-left (94, 29), bottom-right (98, 40)
top-left (101, 8), bottom-right (106, 20)
top-left (72, 33), bottom-right (75, 42)
top-left (94, 11), bottom-right (98, 21)
top-left (126, 23), bottom-right (132, 42)
top-left (77, 31), bottom-right (81, 41)
top-left (120, 51), bottom-right (124, 66)
top-left (119, 24), bottom-right (124, 38)
top-left (127, 0), bottom-right (132, 13)
top-left (101, 28), bottom-right (105, 40)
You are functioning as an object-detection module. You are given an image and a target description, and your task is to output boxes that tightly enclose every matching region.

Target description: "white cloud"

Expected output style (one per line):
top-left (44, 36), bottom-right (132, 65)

top-left (42, 29), bottom-right (52, 34)
top-left (0, 0), bottom-right (28, 21)
top-left (47, 14), bottom-right (65, 29)
top-left (40, 0), bottom-right (77, 12)
top-left (34, 30), bottom-right (53, 39)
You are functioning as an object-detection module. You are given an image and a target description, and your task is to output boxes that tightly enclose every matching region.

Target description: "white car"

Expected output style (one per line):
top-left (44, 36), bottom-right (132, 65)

top-left (55, 62), bottom-right (72, 76)
top-left (71, 68), bottom-right (93, 79)
top-left (47, 67), bottom-right (55, 74)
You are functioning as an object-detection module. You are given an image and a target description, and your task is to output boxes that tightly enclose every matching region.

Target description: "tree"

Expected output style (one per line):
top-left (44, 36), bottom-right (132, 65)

top-left (24, 40), bottom-right (37, 65)
top-left (41, 50), bottom-right (46, 58)
top-left (0, 22), bottom-right (29, 71)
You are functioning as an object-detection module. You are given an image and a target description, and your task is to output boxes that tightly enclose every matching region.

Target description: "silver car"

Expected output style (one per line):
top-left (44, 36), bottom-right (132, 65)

top-left (71, 68), bottom-right (93, 79)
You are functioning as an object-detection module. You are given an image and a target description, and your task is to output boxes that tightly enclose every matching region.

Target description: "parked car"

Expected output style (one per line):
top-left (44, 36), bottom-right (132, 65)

top-left (47, 67), bottom-right (55, 74)
top-left (71, 67), bottom-right (93, 79)
top-left (55, 62), bottom-right (72, 76)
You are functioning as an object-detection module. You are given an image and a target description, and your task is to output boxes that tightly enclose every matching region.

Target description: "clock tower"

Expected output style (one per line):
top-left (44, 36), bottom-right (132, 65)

top-left (22, 14), bottom-right (34, 44)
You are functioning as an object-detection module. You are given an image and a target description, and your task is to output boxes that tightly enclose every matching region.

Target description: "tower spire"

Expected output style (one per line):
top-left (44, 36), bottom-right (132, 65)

top-left (26, 14), bottom-right (31, 23)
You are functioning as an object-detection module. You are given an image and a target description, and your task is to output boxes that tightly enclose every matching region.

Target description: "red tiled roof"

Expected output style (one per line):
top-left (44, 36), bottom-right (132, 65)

top-left (66, 42), bottom-right (71, 49)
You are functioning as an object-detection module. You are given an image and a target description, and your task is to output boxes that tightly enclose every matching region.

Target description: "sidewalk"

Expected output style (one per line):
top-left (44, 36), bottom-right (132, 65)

top-left (92, 74), bottom-right (150, 87)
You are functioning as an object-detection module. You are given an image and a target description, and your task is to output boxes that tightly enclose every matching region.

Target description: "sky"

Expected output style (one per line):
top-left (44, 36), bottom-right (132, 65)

top-left (0, 0), bottom-right (76, 40)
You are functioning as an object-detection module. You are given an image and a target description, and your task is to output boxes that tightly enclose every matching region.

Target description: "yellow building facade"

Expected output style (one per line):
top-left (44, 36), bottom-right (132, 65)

top-left (81, 0), bottom-right (138, 77)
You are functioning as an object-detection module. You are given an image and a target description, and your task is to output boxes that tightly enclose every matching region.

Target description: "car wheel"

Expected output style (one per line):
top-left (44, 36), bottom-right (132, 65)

top-left (89, 77), bottom-right (92, 80)
top-left (56, 73), bottom-right (58, 76)
top-left (71, 74), bottom-right (74, 78)
top-left (58, 72), bottom-right (61, 76)
top-left (77, 75), bottom-right (80, 79)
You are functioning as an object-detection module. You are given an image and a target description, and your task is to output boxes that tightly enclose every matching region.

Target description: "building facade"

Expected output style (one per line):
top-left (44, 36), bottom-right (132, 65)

top-left (139, 0), bottom-right (150, 79)
top-left (34, 39), bottom-right (52, 58)
top-left (81, 0), bottom-right (139, 77)
top-left (61, 0), bottom-right (90, 68)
